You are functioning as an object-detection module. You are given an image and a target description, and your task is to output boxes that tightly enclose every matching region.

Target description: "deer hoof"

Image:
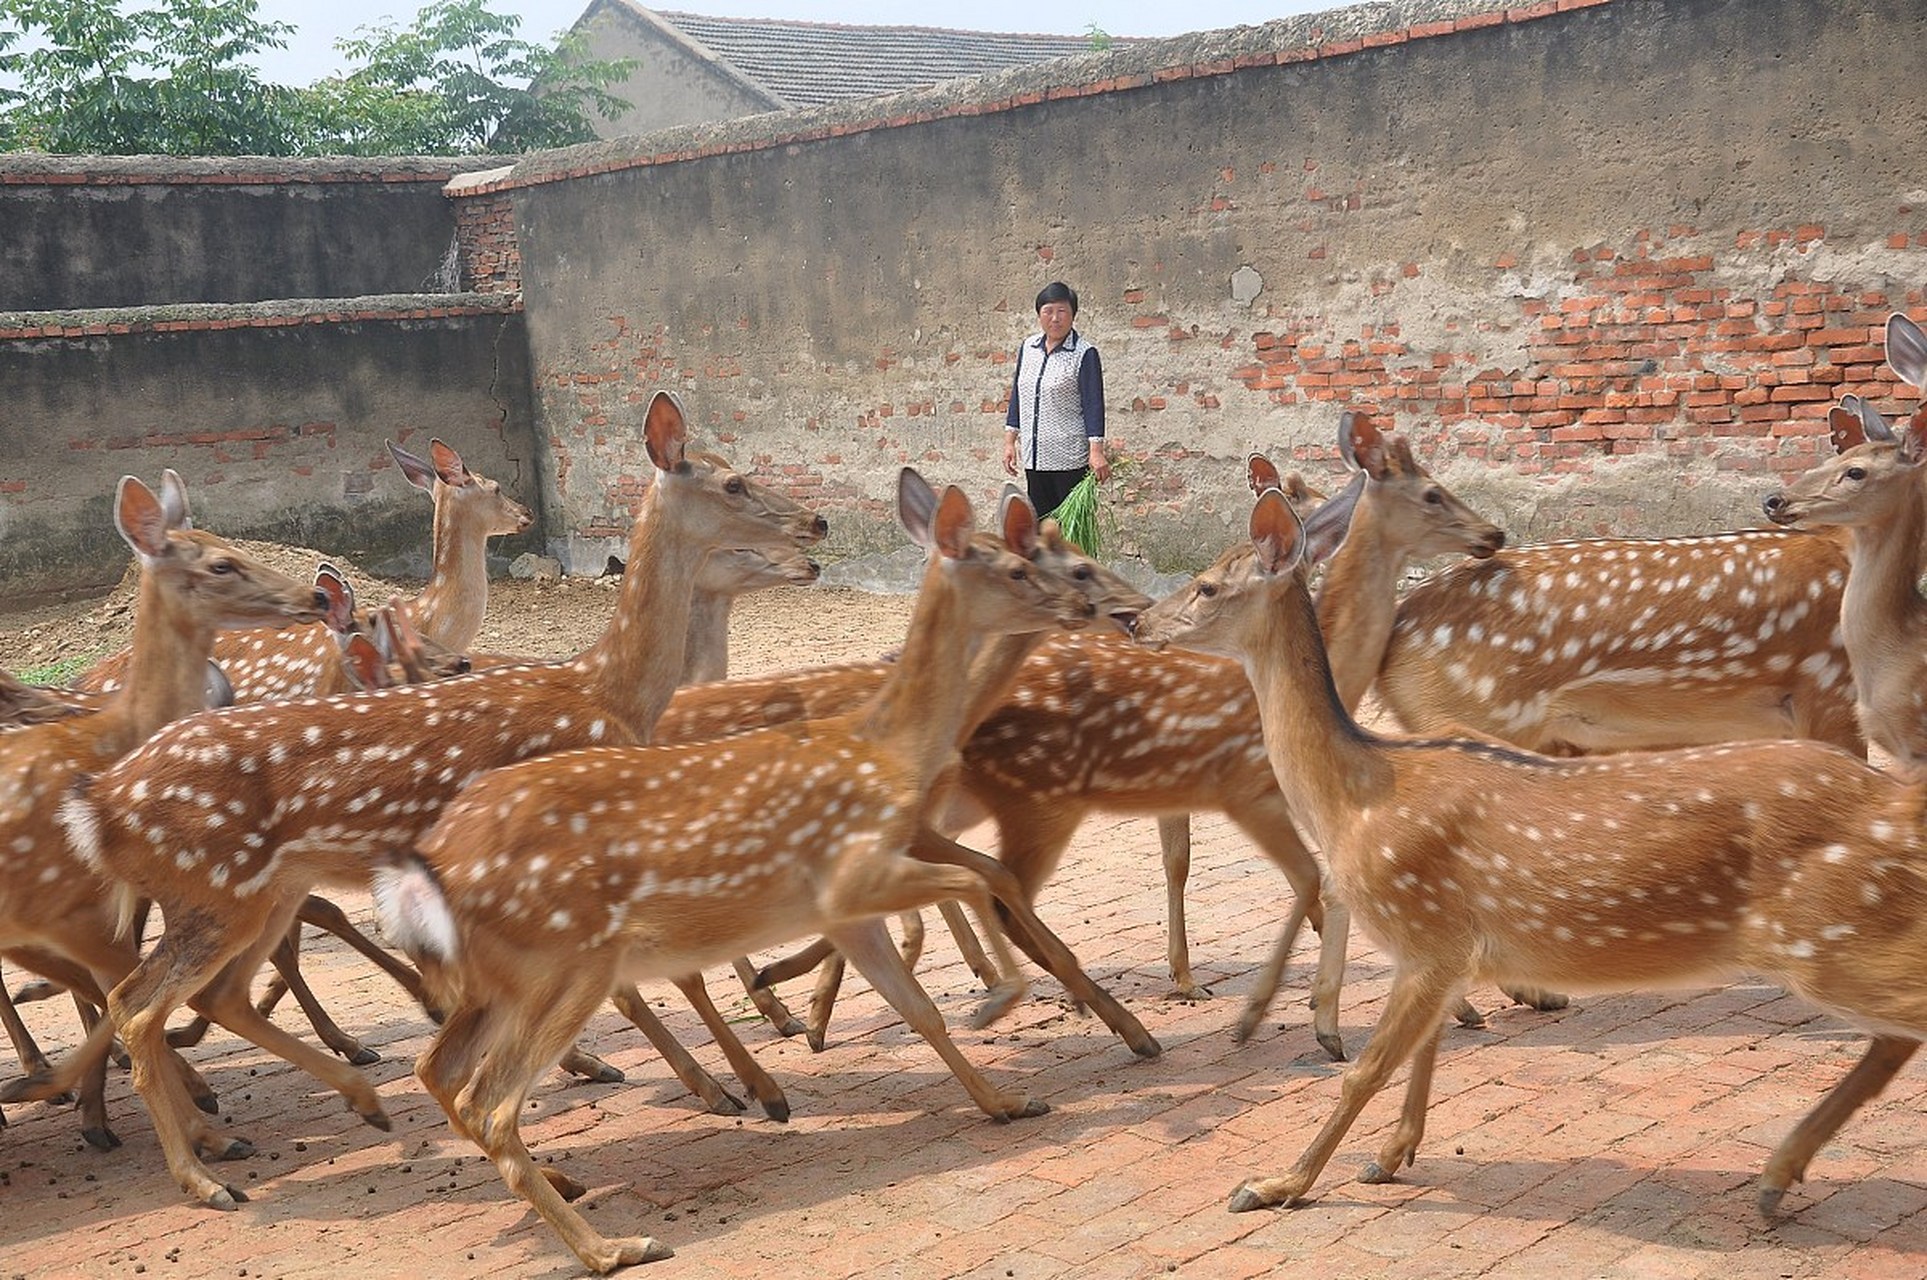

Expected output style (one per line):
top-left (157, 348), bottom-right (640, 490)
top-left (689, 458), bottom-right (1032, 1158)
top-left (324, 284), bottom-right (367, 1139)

top-left (760, 1096), bottom-right (791, 1124)
top-left (1758, 1184), bottom-right (1789, 1218)
top-left (600, 1237), bottom-right (674, 1269)
top-left (206, 1184), bottom-right (250, 1211)
top-left (1008, 1098), bottom-right (1050, 1121)
top-left (1316, 1031), bottom-right (1347, 1062)
top-left (342, 1045), bottom-right (381, 1067)
top-left (192, 1089), bottom-right (221, 1116)
top-left (82, 1125), bottom-right (123, 1151)
top-left (703, 1090), bottom-right (748, 1117)
top-left (356, 1104), bottom-right (393, 1132)
top-left (1227, 1183), bottom-right (1269, 1213)
top-left (210, 1136), bottom-right (255, 1162)
top-left (1359, 1160), bottom-right (1397, 1185)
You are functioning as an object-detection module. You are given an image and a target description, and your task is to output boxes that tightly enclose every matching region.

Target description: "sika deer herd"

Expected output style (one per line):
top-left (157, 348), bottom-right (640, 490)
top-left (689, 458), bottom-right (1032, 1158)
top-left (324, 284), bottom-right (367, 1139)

top-left (1, 313), bottom-right (1925, 1272)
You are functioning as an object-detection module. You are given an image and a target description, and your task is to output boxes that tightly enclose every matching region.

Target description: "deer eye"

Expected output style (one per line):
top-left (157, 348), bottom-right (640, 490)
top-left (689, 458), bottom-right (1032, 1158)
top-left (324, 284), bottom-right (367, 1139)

top-left (1845, 466), bottom-right (1867, 481)
top-left (209, 559), bottom-right (237, 575)
top-left (1198, 583), bottom-right (1218, 599)
top-left (1008, 567), bottom-right (1028, 581)
top-left (1072, 565), bottom-right (1093, 580)
top-left (1425, 489), bottom-right (1443, 505)
top-left (724, 476), bottom-right (745, 495)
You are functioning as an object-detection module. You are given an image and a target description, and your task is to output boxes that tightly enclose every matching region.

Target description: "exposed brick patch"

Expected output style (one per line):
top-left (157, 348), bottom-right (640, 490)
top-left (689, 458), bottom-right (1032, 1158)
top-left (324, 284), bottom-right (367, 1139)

top-left (0, 295), bottom-right (521, 342)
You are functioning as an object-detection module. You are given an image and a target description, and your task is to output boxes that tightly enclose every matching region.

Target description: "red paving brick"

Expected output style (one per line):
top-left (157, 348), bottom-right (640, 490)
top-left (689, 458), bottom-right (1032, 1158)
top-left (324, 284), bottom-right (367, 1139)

top-left (2, 807), bottom-right (1923, 1278)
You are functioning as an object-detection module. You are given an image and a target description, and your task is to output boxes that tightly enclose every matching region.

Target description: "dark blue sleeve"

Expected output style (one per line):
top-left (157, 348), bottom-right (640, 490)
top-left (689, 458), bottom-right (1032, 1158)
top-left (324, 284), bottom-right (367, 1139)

top-left (1079, 347), bottom-right (1106, 438)
top-left (1005, 348), bottom-right (1022, 429)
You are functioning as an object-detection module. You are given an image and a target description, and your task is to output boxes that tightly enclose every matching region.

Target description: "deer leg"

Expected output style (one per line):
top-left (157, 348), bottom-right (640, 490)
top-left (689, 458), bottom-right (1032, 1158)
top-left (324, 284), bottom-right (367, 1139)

top-left (667, 975), bottom-right (790, 1122)
top-left (732, 957), bottom-right (807, 1039)
top-left (912, 829), bottom-right (1160, 1059)
top-left (804, 952), bottom-right (844, 1053)
top-left (1759, 1035), bottom-right (1919, 1217)
top-left (605, 983), bottom-right (747, 1117)
top-left (1158, 814), bottom-right (1210, 998)
top-left (826, 916), bottom-right (1046, 1122)
top-left (1360, 1016), bottom-right (1446, 1184)
top-left (752, 938), bottom-right (836, 988)
top-left (297, 893), bottom-right (437, 1014)
top-left (110, 916), bottom-right (266, 1210)
top-left (0, 963), bottom-right (53, 1078)
top-left (1229, 964), bottom-right (1462, 1211)
top-left (449, 983), bottom-right (673, 1273)
top-left (895, 911), bottom-right (926, 967)
top-left (1231, 794), bottom-right (1348, 1059)
top-left (1230, 892), bottom-right (1313, 1045)
top-left (261, 926), bottom-right (382, 1066)
top-left (936, 899), bottom-right (1002, 989)
top-left (416, 1005), bottom-right (495, 1146)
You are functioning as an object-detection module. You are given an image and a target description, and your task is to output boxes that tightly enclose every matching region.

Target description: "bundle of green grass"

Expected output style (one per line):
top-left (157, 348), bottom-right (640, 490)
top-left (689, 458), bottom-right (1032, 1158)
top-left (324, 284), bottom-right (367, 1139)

top-left (1046, 471), bottom-right (1104, 556)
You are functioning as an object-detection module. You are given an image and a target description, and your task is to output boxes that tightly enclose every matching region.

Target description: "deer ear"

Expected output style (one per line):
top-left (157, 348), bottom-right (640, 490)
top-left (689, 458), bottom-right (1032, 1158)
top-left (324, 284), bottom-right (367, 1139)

top-left (1247, 452), bottom-right (1281, 496)
top-left (1302, 469), bottom-right (1364, 565)
top-left (643, 391), bottom-right (688, 473)
top-left (1000, 489), bottom-right (1039, 558)
top-left (1829, 405), bottom-right (1867, 454)
top-left (388, 440), bottom-right (436, 491)
top-left (1902, 407), bottom-right (1927, 467)
top-left (115, 476), bottom-right (171, 559)
top-left (897, 468), bottom-right (938, 547)
top-left (1249, 487), bottom-right (1304, 576)
top-left (428, 439), bottom-right (469, 487)
top-left (156, 469), bottom-right (192, 530)
top-left (1887, 312), bottom-right (1927, 389)
top-left (314, 564), bottom-right (356, 633)
top-left (1341, 411), bottom-right (1389, 479)
top-left (341, 633), bottom-right (386, 691)
top-left (933, 485), bottom-right (975, 560)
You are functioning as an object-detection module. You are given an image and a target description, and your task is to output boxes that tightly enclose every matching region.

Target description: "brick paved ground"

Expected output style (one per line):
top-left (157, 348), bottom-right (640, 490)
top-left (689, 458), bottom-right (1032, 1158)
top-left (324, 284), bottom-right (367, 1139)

top-left (2, 806), bottom-right (1923, 1280)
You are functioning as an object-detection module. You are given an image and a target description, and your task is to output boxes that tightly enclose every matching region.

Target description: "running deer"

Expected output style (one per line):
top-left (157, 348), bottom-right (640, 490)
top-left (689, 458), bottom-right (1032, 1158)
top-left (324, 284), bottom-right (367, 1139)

top-left (1764, 311), bottom-right (1927, 777)
top-left (747, 413), bottom-right (1502, 1059)
top-left (38, 393), bottom-right (824, 1210)
top-left (75, 438), bottom-right (529, 701)
top-left (0, 472), bottom-right (331, 1149)
top-left (375, 473), bottom-right (1148, 1273)
top-left (1135, 484), bottom-right (1927, 1219)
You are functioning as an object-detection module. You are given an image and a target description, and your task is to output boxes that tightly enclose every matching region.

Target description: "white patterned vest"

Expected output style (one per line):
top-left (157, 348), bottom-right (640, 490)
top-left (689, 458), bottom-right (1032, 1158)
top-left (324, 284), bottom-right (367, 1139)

top-left (1011, 329), bottom-right (1099, 471)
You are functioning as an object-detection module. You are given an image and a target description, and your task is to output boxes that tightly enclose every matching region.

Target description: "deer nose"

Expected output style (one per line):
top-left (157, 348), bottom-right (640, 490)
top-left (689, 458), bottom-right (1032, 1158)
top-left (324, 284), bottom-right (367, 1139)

top-left (808, 515), bottom-right (829, 538)
top-left (1762, 493), bottom-right (1788, 519)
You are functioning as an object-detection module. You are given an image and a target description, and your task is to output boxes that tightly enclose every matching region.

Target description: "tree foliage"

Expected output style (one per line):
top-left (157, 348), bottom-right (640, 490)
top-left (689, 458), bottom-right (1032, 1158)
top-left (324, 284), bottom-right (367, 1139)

top-left (0, 0), bottom-right (632, 156)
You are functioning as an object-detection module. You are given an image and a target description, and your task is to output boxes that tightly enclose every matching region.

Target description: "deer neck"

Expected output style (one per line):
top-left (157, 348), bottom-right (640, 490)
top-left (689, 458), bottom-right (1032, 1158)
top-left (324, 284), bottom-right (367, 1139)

top-left (679, 589), bottom-right (734, 687)
top-left (1313, 493), bottom-right (1402, 714)
top-left (1244, 577), bottom-right (1393, 850)
top-left (100, 569), bottom-right (220, 753)
top-left (412, 489), bottom-right (491, 652)
top-left (1841, 484), bottom-right (1927, 661)
top-left (572, 489), bottom-right (704, 738)
top-left (855, 561), bottom-right (987, 789)
top-left (955, 630), bottom-right (1049, 740)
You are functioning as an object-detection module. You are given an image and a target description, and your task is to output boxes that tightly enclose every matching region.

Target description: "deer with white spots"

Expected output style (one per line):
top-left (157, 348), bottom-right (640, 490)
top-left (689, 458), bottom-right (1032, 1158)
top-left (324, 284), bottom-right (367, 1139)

top-left (1135, 484), bottom-right (1927, 1220)
top-left (1764, 311), bottom-right (1927, 777)
top-left (36, 392), bottom-right (824, 1211)
top-left (74, 437), bottom-right (529, 702)
top-left (375, 472), bottom-right (1152, 1273)
top-left (0, 472), bottom-right (331, 1149)
top-left (741, 412), bottom-right (1503, 1059)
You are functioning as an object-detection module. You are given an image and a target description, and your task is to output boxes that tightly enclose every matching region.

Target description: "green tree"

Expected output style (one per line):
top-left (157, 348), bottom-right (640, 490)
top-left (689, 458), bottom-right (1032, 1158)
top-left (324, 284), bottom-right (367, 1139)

top-left (291, 0), bottom-right (632, 155)
top-left (0, 0), bottom-right (631, 156)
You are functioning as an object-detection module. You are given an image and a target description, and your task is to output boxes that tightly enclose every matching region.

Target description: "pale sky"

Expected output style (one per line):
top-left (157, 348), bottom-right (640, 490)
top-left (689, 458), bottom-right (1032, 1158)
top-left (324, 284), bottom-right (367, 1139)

top-left (249, 0), bottom-right (1338, 84)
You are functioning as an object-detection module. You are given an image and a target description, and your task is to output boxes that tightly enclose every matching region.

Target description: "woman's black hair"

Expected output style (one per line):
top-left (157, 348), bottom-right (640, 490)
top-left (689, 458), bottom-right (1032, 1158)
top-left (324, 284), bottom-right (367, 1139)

top-left (1034, 281), bottom-right (1079, 316)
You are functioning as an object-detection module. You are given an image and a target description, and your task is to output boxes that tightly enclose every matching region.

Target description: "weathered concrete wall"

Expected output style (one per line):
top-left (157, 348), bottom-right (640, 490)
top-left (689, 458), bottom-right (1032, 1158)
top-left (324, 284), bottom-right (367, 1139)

top-left (470, 0), bottom-right (1927, 571)
top-left (0, 298), bottom-right (542, 602)
top-left (0, 157), bottom-right (505, 311)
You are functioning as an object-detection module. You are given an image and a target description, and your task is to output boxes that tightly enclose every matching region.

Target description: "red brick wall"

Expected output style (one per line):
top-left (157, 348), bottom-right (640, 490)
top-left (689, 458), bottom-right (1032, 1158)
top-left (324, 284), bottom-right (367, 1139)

top-left (452, 192), bottom-right (521, 295)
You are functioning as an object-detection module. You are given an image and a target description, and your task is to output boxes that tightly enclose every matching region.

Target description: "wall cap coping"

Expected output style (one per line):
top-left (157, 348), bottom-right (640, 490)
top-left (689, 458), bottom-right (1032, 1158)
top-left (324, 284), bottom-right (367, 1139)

top-left (464, 0), bottom-right (1611, 197)
top-left (0, 292), bottom-right (522, 340)
top-left (0, 155), bottom-right (514, 187)
top-left (444, 164), bottom-right (518, 196)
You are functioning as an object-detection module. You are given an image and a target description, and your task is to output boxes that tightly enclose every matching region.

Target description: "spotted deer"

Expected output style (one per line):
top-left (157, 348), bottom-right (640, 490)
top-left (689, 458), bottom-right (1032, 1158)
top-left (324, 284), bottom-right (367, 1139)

top-left (745, 413), bottom-right (1503, 1059)
top-left (35, 393), bottom-right (824, 1210)
top-left (374, 473), bottom-right (1153, 1273)
top-left (1764, 311), bottom-right (1927, 777)
top-left (75, 438), bottom-right (530, 702)
top-left (1135, 483), bottom-right (1927, 1219)
top-left (0, 472), bottom-right (331, 1149)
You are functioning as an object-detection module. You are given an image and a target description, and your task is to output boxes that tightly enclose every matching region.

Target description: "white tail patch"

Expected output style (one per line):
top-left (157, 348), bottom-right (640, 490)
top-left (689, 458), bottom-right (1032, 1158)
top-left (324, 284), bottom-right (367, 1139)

top-left (372, 859), bottom-right (459, 961)
top-left (58, 788), bottom-right (103, 873)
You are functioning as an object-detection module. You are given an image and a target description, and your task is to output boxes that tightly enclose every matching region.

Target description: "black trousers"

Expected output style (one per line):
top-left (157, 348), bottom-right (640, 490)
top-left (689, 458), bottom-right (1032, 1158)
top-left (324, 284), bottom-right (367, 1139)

top-left (1026, 467), bottom-right (1089, 519)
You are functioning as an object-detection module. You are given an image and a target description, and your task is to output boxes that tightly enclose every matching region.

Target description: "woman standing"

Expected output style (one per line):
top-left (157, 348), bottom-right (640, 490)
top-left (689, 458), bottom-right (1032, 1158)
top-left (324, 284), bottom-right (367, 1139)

top-left (1002, 280), bottom-right (1109, 516)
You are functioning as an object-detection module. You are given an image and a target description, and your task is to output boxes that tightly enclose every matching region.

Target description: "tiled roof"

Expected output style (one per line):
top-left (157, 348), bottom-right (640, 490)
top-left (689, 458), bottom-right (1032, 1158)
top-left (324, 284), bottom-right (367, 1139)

top-left (653, 9), bottom-right (1123, 108)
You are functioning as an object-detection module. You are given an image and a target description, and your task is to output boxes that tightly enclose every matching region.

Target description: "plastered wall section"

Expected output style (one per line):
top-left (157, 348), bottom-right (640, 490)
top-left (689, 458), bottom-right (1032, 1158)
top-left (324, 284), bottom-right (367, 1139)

top-left (0, 299), bottom-right (543, 602)
top-left (462, 0), bottom-right (1927, 571)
